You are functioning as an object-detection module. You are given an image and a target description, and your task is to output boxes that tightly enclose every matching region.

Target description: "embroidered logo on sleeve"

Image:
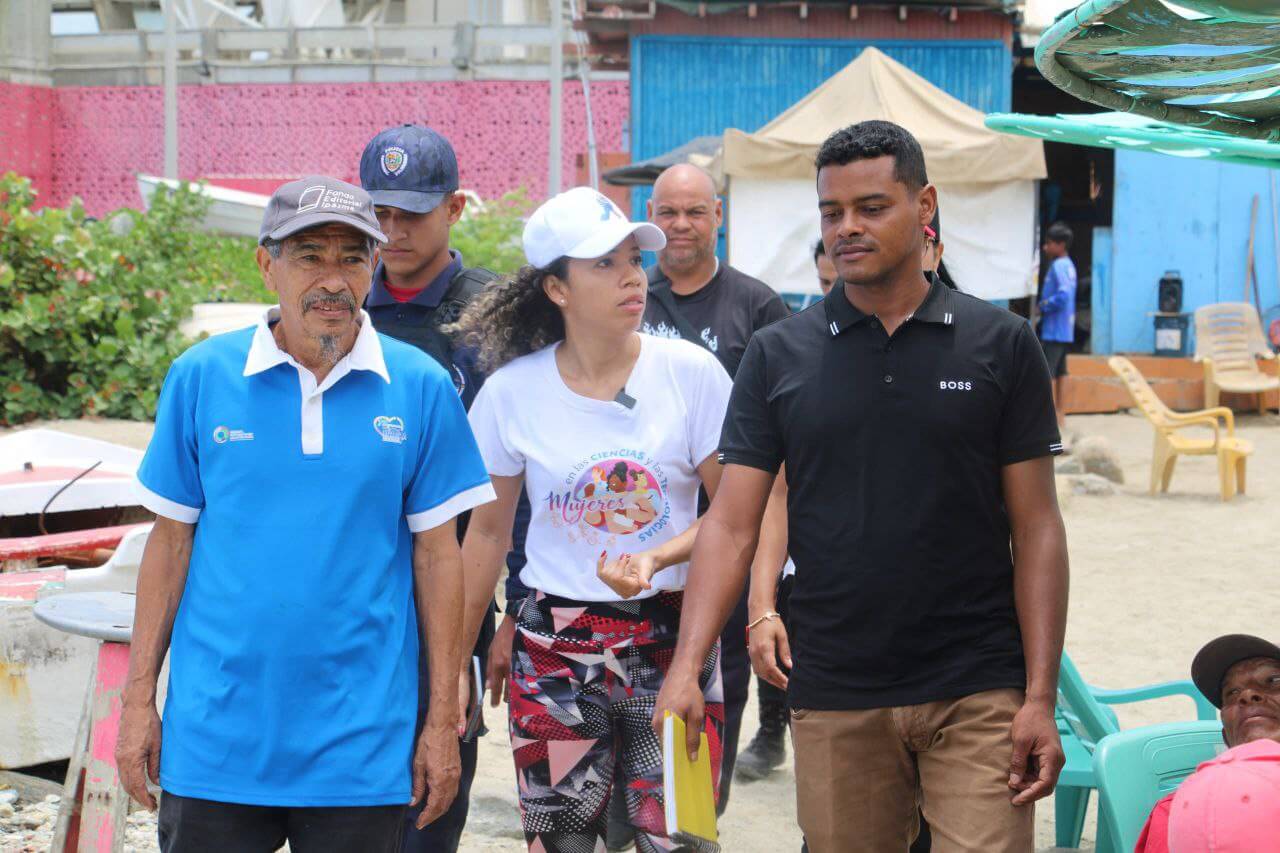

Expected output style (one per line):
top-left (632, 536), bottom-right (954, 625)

top-left (374, 415), bottom-right (407, 444)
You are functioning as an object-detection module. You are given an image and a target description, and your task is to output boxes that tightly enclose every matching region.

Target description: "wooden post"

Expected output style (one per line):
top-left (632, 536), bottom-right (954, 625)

top-left (49, 652), bottom-right (96, 852)
top-left (50, 641), bottom-right (132, 853)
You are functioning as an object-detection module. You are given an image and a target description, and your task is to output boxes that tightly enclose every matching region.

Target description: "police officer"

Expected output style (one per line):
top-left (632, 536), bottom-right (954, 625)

top-left (359, 124), bottom-right (497, 853)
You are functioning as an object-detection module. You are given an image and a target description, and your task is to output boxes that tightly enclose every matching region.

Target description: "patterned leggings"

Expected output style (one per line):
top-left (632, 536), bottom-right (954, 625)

top-left (509, 591), bottom-right (724, 853)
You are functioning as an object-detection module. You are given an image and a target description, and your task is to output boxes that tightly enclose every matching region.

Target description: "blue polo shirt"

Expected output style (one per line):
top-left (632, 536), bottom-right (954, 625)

top-left (135, 308), bottom-right (495, 806)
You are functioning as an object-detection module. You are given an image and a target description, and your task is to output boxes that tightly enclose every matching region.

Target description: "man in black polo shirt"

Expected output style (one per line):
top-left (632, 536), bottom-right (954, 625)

top-left (639, 163), bottom-right (789, 807)
top-left (655, 121), bottom-right (1068, 852)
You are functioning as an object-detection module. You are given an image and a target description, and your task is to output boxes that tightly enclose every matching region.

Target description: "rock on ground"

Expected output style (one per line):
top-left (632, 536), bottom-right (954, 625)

top-left (1062, 473), bottom-right (1121, 496)
top-left (1070, 435), bottom-right (1125, 484)
top-left (0, 797), bottom-right (159, 853)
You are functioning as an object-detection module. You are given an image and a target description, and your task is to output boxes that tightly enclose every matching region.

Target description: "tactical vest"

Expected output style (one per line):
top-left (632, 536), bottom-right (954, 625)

top-left (365, 266), bottom-right (497, 407)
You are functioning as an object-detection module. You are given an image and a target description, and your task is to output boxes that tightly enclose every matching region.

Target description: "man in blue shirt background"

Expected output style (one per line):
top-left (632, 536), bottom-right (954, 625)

top-left (116, 176), bottom-right (495, 853)
top-left (1038, 221), bottom-right (1077, 432)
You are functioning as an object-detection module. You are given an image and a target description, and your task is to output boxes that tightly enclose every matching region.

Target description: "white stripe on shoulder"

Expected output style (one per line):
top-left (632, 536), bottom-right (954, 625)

top-left (406, 481), bottom-right (498, 533)
top-left (134, 478), bottom-right (202, 524)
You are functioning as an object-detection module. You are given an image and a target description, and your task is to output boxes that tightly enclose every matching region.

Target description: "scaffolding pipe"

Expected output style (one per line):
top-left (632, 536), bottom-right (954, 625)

top-left (163, 0), bottom-right (178, 180)
top-left (574, 28), bottom-right (599, 190)
top-left (548, 0), bottom-right (564, 195)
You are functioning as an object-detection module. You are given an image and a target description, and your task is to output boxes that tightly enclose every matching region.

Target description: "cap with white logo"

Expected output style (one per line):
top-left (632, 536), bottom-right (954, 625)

top-left (522, 187), bottom-right (666, 270)
top-left (259, 176), bottom-right (388, 246)
top-left (359, 125), bottom-right (460, 214)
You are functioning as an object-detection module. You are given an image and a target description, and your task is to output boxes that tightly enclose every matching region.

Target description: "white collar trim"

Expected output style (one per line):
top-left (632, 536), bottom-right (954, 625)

top-left (243, 306), bottom-right (390, 384)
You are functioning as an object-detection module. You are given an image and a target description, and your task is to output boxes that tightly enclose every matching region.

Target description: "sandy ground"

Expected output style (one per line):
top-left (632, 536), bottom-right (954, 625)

top-left (6, 409), bottom-right (1278, 852)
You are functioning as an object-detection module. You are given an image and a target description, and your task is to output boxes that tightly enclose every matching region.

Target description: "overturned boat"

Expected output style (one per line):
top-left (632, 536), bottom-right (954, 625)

top-left (0, 428), bottom-right (153, 768)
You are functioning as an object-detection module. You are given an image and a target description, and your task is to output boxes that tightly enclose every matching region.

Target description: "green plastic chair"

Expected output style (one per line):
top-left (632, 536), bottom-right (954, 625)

top-left (1093, 721), bottom-right (1226, 852)
top-left (1053, 654), bottom-right (1218, 850)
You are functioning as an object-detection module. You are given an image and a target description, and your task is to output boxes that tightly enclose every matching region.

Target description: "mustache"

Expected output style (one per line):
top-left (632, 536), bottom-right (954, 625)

top-left (302, 291), bottom-right (356, 314)
top-left (833, 239), bottom-right (873, 252)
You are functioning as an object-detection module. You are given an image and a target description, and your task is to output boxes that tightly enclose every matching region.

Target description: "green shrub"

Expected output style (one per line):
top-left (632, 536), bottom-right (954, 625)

top-left (451, 188), bottom-right (533, 277)
top-left (0, 173), bottom-right (265, 424)
top-left (0, 175), bottom-right (534, 425)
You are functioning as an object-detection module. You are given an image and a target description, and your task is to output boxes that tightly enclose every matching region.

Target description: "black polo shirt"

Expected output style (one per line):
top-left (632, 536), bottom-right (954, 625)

top-left (719, 277), bottom-right (1062, 710)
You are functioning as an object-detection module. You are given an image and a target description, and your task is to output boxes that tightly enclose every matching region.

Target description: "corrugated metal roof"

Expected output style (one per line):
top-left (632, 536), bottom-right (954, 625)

top-left (629, 35), bottom-right (1014, 228)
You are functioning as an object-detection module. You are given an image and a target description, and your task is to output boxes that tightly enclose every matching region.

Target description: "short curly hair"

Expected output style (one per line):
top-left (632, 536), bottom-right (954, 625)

top-left (815, 121), bottom-right (928, 190)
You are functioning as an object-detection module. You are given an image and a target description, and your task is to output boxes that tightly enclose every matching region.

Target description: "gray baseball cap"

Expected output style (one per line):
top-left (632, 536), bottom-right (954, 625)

top-left (258, 176), bottom-right (388, 245)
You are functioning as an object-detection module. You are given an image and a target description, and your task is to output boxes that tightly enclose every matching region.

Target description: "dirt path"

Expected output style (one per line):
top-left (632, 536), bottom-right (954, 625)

top-left (8, 410), bottom-right (1276, 852)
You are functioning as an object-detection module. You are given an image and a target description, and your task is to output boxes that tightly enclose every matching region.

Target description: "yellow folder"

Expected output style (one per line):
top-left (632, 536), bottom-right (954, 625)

top-left (662, 711), bottom-right (721, 852)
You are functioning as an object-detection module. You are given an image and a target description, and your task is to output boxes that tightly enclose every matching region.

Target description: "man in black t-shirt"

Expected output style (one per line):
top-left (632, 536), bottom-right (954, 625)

top-left (655, 122), bottom-right (1068, 852)
top-left (643, 165), bottom-right (788, 802)
top-left (641, 164), bottom-right (789, 377)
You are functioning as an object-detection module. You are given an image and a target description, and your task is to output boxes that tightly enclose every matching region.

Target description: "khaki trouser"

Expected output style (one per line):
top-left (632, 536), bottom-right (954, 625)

top-left (791, 688), bottom-right (1034, 853)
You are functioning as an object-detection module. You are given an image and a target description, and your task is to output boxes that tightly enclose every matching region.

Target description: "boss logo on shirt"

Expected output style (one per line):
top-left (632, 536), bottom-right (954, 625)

top-left (373, 415), bottom-right (407, 444)
top-left (939, 380), bottom-right (973, 391)
top-left (212, 425), bottom-right (254, 444)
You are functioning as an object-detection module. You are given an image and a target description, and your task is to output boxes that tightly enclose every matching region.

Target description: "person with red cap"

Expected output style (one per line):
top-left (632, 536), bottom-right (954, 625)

top-left (1135, 633), bottom-right (1280, 852)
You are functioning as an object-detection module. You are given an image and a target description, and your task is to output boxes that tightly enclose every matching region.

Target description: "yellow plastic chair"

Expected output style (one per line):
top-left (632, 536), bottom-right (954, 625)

top-left (1193, 302), bottom-right (1279, 413)
top-left (1108, 356), bottom-right (1253, 501)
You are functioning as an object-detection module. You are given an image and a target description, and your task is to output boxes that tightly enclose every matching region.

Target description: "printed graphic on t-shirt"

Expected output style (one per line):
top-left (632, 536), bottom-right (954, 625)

top-left (640, 321), bottom-right (719, 353)
top-left (545, 451), bottom-right (672, 548)
top-left (642, 320), bottom-right (682, 340)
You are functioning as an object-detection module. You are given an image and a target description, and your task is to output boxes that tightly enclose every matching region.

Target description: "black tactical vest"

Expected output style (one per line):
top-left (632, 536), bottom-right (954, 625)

top-left (365, 266), bottom-right (497, 410)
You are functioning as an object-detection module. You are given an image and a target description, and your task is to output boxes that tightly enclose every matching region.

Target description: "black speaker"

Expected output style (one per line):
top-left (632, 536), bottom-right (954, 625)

top-left (1158, 271), bottom-right (1183, 314)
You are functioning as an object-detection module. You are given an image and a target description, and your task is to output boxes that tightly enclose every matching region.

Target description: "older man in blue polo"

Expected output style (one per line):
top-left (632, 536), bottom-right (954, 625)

top-left (116, 176), bottom-right (495, 853)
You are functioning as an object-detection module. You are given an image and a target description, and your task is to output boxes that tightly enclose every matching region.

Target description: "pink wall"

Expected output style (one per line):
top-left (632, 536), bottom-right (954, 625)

top-left (2, 79), bottom-right (629, 216)
top-left (0, 81), bottom-right (55, 201)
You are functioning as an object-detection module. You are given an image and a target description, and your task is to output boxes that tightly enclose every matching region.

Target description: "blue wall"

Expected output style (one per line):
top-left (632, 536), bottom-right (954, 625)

top-left (628, 36), bottom-right (1014, 225)
top-left (1100, 150), bottom-right (1280, 354)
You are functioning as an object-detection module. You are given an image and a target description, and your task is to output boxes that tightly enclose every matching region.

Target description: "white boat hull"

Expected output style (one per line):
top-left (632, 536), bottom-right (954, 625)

top-left (0, 429), bottom-right (143, 518)
top-left (0, 526), bottom-right (153, 769)
top-left (136, 174), bottom-right (269, 239)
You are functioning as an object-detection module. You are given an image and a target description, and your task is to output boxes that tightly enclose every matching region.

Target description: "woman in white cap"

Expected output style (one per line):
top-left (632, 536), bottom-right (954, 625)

top-left (451, 187), bottom-right (731, 852)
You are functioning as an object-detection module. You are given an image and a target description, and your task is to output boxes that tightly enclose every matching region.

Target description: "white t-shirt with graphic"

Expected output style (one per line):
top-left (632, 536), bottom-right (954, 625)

top-left (468, 334), bottom-right (732, 601)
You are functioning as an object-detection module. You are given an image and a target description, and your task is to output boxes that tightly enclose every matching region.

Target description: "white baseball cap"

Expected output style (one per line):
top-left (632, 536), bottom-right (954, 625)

top-left (523, 187), bottom-right (666, 269)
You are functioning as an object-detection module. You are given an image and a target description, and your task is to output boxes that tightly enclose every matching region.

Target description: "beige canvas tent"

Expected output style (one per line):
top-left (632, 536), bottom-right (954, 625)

top-left (721, 47), bottom-right (1047, 300)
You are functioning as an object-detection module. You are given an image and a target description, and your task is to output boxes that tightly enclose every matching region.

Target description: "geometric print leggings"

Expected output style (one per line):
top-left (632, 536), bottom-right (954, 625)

top-left (509, 590), bottom-right (725, 853)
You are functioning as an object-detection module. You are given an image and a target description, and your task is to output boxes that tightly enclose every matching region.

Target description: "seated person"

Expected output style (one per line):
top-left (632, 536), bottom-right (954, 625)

top-left (1135, 633), bottom-right (1280, 852)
